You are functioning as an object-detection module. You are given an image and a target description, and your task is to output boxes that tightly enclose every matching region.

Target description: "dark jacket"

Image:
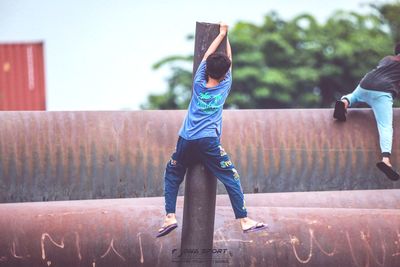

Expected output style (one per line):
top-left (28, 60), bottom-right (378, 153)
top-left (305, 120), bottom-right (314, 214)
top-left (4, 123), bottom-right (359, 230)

top-left (360, 55), bottom-right (400, 97)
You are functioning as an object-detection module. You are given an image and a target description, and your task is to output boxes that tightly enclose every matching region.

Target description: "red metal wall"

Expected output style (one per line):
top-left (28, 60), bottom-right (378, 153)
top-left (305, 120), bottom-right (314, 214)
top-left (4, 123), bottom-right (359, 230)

top-left (0, 42), bottom-right (46, 110)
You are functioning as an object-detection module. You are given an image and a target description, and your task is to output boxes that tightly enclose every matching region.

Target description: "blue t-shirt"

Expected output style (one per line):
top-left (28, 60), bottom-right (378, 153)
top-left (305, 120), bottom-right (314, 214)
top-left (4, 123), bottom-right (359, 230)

top-left (179, 60), bottom-right (232, 140)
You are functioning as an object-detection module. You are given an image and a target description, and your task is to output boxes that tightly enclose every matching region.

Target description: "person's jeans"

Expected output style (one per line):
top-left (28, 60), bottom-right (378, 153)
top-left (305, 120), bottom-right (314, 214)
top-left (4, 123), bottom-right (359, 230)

top-left (342, 85), bottom-right (393, 157)
top-left (164, 136), bottom-right (247, 219)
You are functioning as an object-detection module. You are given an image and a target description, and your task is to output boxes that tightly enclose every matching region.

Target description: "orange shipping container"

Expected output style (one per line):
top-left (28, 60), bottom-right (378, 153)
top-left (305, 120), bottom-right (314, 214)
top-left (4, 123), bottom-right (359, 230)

top-left (0, 42), bottom-right (46, 110)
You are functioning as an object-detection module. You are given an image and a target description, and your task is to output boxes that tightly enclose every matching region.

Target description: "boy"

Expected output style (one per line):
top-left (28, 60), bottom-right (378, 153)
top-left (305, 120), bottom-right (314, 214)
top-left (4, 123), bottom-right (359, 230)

top-left (157, 23), bottom-right (267, 238)
top-left (333, 42), bottom-right (400, 181)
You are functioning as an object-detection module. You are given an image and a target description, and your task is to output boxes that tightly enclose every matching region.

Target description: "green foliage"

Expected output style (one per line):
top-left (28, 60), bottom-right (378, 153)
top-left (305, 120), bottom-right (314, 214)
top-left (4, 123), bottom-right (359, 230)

top-left (140, 66), bottom-right (192, 109)
top-left (372, 0), bottom-right (400, 42)
top-left (142, 2), bottom-right (400, 109)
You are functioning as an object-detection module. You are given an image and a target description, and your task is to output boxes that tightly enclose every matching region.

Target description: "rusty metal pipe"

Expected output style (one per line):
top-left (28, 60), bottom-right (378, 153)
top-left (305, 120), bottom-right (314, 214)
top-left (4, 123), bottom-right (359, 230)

top-left (119, 189), bottom-right (400, 210)
top-left (0, 199), bottom-right (399, 267)
top-left (180, 22), bottom-right (226, 267)
top-left (0, 109), bottom-right (399, 203)
top-left (181, 166), bottom-right (216, 267)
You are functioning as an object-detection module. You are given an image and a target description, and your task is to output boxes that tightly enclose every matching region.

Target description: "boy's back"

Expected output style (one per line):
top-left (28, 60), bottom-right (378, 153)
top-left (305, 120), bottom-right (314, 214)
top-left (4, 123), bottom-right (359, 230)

top-left (360, 55), bottom-right (400, 97)
top-left (179, 59), bottom-right (232, 140)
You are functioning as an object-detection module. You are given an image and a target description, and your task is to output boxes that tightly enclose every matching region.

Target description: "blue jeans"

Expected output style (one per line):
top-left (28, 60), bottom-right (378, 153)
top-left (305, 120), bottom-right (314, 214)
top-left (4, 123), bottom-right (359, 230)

top-left (164, 136), bottom-right (247, 219)
top-left (342, 85), bottom-right (393, 157)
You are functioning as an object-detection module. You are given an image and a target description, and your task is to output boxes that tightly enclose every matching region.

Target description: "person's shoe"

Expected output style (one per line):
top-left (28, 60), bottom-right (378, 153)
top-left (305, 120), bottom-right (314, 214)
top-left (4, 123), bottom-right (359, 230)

top-left (376, 162), bottom-right (400, 181)
top-left (156, 223), bottom-right (178, 238)
top-left (333, 100), bottom-right (346, 121)
top-left (243, 222), bottom-right (268, 234)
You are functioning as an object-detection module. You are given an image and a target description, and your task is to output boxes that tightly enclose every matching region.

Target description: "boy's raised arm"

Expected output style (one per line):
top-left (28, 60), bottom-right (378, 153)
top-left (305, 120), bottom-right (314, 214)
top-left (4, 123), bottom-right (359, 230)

top-left (202, 22), bottom-right (228, 62)
top-left (227, 36), bottom-right (232, 70)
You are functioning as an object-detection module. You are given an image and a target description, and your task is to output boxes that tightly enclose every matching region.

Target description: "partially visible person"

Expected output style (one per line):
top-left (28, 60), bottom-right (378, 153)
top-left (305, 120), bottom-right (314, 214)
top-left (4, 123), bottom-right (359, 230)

top-left (334, 42), bottom-right (400, 181)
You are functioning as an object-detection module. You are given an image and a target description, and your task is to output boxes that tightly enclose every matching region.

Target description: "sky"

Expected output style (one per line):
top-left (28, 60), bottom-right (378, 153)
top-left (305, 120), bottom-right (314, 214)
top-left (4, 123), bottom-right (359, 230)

top-left (0, 0), bottom-right (372, 111)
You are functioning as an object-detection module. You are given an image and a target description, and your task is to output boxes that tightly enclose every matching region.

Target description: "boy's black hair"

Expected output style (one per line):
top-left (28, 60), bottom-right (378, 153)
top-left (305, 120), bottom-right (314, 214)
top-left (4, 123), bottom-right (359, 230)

top-left (395, 42), bottom-right (400, 55)
top-left (206, 52), bottom-right (231, 80)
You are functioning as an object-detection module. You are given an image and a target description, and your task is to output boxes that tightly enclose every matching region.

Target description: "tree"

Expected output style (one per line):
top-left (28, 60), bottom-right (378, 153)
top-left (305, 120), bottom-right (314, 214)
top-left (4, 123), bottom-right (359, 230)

top-left (142, 5), bottom-right (399, 109)
top-left (372, 0), bottom-right (400, 42)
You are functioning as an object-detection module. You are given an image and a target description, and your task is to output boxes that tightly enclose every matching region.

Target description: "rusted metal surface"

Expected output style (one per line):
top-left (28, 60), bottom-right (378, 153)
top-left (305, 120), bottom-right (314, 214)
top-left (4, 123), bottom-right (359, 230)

top-left (0, 199), bottom-right (399, 267)
top-left (191, 22), bottom-right (226, 75)
top-left (0, 43), bottom-right (46, 110)
top-left (0, 109), bottom-right (399, 203)
top-left (126, 189), bottom-right (400, 210)
top-left (180, 22), bottom-right (225, 267)
top-left (219, 189), bottom-right (400, 209)
top-left (181, 165), bottom-right (216, 267)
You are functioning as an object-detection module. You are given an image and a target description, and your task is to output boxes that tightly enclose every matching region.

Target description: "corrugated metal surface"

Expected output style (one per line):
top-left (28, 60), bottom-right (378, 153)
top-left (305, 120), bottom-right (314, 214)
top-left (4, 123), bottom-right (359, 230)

top-left (0, 197), bottom-right (399, 266)
top-left (0, 109), bottom-right (398, 203)
top-left (0, 43), bottom-right (46, 110)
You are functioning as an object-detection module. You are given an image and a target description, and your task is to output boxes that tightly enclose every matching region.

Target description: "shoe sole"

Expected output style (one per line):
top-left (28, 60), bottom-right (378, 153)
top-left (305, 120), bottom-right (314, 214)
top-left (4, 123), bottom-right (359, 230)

top-left (376, 162), bottom-right (400, 181)
top-left (333, 101), bottom-right (346, 121)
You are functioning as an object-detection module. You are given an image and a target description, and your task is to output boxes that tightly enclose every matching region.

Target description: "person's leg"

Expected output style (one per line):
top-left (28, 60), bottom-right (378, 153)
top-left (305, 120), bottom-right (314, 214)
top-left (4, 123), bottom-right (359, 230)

top-left (158, 137), bottom-right (190, 237)
top-left (341, 85), bottom-right (366, 108)
top-left (164, 138), bottom-right (189, 214)
top-left (367, 92), bottom-right (399, 180)
top-left (369, 92), bottom-right (393, 159)
top-left (197, 137), bottom-right (267, 232)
